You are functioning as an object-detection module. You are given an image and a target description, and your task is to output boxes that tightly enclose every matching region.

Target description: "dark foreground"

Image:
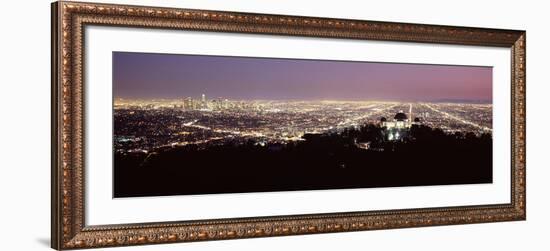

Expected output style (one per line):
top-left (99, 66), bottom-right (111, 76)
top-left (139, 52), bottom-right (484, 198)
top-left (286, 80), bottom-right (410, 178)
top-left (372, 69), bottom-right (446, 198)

top-left (114, 125), bottom-right (492, 197)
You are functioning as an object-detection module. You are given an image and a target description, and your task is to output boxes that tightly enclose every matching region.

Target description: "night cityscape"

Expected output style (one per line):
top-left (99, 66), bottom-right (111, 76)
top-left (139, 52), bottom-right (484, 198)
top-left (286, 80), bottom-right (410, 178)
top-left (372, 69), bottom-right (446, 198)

top-left (114, 97), bottom-right (492, 154)
top-left (113, 52), bottom-right (493, 197)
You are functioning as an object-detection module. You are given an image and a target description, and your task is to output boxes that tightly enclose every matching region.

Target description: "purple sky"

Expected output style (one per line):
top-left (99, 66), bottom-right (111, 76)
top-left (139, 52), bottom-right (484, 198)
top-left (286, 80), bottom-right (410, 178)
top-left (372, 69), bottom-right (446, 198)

top-left (113, 52), bottom-right (492, 102)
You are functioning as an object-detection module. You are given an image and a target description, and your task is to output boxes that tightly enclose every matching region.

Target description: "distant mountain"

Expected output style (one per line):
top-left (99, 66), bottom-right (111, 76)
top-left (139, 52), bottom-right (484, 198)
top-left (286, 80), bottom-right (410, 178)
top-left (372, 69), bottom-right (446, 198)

top-left (430, 99), bottom-right (492, 104)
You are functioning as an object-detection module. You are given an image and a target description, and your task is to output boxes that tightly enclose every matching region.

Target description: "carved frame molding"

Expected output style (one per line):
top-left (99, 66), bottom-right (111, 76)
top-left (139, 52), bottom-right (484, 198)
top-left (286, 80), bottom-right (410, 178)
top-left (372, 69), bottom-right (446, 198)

top-left (51, 1), bottom-right (526, 249)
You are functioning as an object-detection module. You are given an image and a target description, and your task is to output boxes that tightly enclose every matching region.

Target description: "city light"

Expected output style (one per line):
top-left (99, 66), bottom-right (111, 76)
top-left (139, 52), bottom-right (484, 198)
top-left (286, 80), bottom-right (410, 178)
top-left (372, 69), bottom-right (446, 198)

top-left (114, 95), bottom-right (492, 154)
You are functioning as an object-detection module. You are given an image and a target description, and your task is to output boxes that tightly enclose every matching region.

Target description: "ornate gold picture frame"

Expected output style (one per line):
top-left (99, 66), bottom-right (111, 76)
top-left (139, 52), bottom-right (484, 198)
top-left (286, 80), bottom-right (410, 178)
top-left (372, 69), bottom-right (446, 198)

top-left (51, 1), bottom-right (526, 249)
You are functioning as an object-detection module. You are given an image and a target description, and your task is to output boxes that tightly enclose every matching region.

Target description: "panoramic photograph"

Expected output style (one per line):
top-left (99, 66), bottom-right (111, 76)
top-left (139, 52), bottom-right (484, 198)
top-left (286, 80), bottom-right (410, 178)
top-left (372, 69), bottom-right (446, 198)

top-left (113, 52), bottom-right (493, 198)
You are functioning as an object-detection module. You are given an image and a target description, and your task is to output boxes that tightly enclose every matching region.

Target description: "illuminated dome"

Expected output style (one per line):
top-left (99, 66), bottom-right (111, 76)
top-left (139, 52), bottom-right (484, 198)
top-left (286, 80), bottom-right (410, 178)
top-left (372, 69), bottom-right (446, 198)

top-left (394, 112), bottom-right (408, 121)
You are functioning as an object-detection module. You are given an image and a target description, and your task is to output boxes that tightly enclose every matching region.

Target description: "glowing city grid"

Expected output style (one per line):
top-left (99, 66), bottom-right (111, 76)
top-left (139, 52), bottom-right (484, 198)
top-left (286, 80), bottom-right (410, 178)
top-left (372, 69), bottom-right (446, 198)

top-left (114, 95), bottom-right (492, 154)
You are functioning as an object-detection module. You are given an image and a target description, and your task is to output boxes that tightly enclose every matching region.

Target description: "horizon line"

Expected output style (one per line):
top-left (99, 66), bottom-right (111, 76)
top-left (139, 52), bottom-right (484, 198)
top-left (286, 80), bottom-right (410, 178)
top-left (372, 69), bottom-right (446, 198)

top-left (114, 97), bottom-right (493, 104)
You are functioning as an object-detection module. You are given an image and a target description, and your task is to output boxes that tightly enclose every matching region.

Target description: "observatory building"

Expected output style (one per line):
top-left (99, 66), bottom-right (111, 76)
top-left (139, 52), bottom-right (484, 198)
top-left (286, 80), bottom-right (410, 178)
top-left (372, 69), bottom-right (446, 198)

top-left (380, 105), bottom-right (420, 141)
top-left (381, 112), bottom-right (410, 130)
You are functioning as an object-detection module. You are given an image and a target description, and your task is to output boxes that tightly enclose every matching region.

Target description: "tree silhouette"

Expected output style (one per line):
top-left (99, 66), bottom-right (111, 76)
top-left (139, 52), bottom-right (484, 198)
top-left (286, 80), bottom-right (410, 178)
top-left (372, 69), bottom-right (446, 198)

top-left (115, 123), bottom-right (492, 197)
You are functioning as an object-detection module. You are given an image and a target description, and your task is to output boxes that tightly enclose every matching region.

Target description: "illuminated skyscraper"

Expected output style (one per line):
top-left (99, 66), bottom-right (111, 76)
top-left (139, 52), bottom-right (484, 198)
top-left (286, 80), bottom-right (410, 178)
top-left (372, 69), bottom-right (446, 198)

top-left (201, 94), bottom-right (207, 109)
top-left (183, 97), bottom-right (193, 110)
top-left (409, 103), bottom-right (413, 123)
top-left (223, 99), bottom-right (229, 109)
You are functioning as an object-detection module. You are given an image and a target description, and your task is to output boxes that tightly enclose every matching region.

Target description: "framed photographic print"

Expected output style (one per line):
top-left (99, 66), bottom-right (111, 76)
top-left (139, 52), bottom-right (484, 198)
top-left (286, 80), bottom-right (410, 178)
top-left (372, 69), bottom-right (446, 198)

top-left (51, 1), bottom-right (526, 249)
